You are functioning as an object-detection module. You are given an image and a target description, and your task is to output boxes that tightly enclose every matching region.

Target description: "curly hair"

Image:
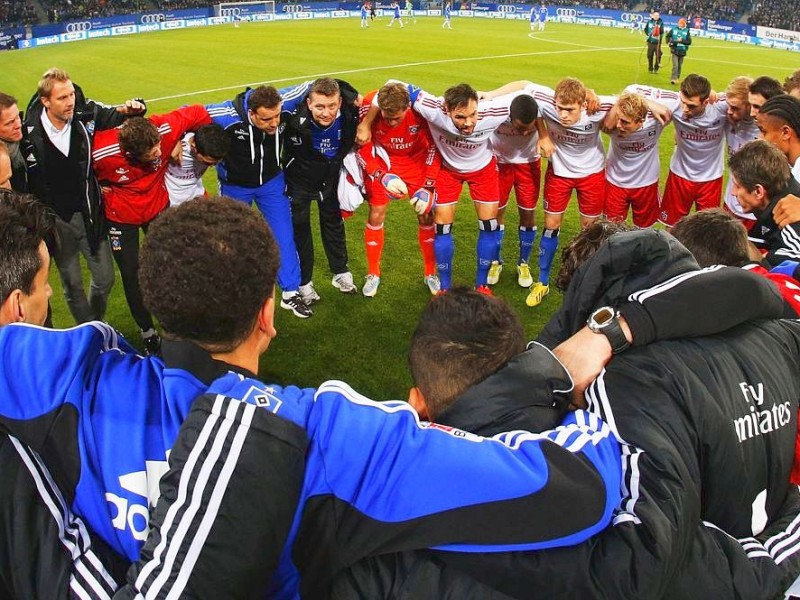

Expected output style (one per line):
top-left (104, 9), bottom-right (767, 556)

top-left (118, 117), bottom-right (161, 162)
top-left (139, 197), bottom-right (279, 353)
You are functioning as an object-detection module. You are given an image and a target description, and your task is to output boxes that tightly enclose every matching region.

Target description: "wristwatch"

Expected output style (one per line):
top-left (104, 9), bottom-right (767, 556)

top-left (587, 306), bottom-right (630, 354)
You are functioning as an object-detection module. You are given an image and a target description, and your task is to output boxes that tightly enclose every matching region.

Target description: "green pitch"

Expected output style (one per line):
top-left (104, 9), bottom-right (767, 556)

top-left (0, 18), bottom-right (795, 398)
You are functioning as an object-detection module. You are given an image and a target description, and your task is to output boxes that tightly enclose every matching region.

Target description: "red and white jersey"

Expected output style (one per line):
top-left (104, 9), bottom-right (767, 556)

top-left (626, 84), bottom-right (727, 182)
top-left (723, 117), bottom-right (760, 221)
top-left (411, 87), bottom-right (515, 174)
top-left (606, 113), bottom-right (665, 187)
top-left (358, 89), bottom-right (439, 182)
top-left (490, 119), bottom-right (540, 165)
top-left (743, 263), bottom-right (800, 317)
top-left (92, 105), bottom-right (211, 225)
top-left (527, 82), bottom-right (613, 177)
top-left (165, 133), bottom-right (209, 206)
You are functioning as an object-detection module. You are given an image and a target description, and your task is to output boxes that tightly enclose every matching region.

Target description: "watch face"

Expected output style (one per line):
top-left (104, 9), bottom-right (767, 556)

top-left (593, 307), bottom-right (614, 326)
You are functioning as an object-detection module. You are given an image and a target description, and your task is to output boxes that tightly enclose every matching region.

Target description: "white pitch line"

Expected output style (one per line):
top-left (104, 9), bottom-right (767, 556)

top-left (144, 44), bottom-right (643, 104)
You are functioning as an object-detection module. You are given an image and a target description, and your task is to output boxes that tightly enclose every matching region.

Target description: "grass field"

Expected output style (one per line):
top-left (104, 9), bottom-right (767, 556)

top-left (1, 16), bottom-right (797, 398)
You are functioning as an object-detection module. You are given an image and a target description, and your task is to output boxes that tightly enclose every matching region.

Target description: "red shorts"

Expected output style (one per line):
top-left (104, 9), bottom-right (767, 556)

top-left (604, 180), bottom-right (659, 227)
top-left (659, 171), bottom-right (723, 227)
top-left (543, 166), bottom-right (605, 217)
top-left (498, 159), bottom-right (541, 212)
top-left (436, 158), bottom-right (499, 207)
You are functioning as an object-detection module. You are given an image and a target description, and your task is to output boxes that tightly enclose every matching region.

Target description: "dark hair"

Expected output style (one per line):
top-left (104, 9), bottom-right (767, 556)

top-left (443, 83), bottom-right (478, 112)
top-left (0, 93), bottom-right (17, 113)
top-left (408, 287), bottom-right (526, 419)
top-left (671, 209), bottom-right (749, 267)
top-left (556, 219), bottom-right (634, 291)
top-left (749, 76), bottom-right (784, 101)
top-left (118, 117), bottom-right (161, 162)
top-left (728, 139), bottom-right (791, 201)
top-left (760, 94), bottom-right (800, 138)
top-left (309, 77), bottom-right (340, 98)
top-left (139, 196), bottom-right (279, 353)
top-left (509, 94), bottom-right (539, 125)
top-left (0, 191), bottom-right (55, 303)
top-left (247, 85), bottom-right (282, 112)
top-left (193, 124), bottom-right (230, 160)
top-left (680, 74), bottom-right (711, 101)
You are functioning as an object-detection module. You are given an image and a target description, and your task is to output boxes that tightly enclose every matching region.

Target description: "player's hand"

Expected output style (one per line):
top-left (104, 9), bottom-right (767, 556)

top-left (708, 90), bottom-right (718, 104)
top-left (409, 186), bottom-right (436, 215)
top-left (381, 173), bottom-right (408, 199)
top-left (169, 139), bottom-right (183, 165)
top-left (356, 121), bottom-right (372, 146)
top-left (117, 98), bottom-right (147, 115)
top-left (538, 137), bottom-right (555, 159)
top-left (585, 89), bottom-right (600, 115)
top-left (648, 101), bottom-right (672, 125)
top-left (773, 194), bottom-right (800, 228)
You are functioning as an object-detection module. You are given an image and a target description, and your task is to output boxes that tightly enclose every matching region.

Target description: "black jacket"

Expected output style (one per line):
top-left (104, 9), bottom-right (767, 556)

top-left (751, 177), bottom-right (800, 267)
top-left (23, 84), bottom-right (138, 254)
top-left (281, 80), bottom-right (360, 196)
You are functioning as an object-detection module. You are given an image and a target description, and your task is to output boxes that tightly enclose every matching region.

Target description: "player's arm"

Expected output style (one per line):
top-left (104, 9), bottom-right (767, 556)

top-left (645, 98), bottom-right (672, 125)
top-left (407, 125), bottom-right (441, 215)
top-left (771, 226), bottom-right (800, 264)
top-left (279, 80), bottom-right (312, 114)
top-left (167, 105), bottom-right (213, 137)
top-left (535, 117), bottom-right (554, 159)
top-left (87, 96), bottom-right (147, 131)
top-left (477, 80), bottom-right (533, 101)
top-left (356, 103), bottom-right (379, 146)
top-left (601, 102), bottom-right (619, 134)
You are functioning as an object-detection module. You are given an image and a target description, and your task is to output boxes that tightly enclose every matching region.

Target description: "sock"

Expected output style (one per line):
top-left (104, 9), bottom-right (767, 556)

top-left (476, 219), bottom-right (499, 286)
top-left (434, 223), bottom-right (454, 290)
top-left (418, 224), bottom-right (436, 276)
top-left (141, 328), bottom-right (157, 339)
top-left (364, 223), bottom-right (385, 276)
top-left (538, 227), bottom-right (559, 284)
top-left (519, 225), bottom-right (538, 264)
top-left (495, 224), bottom-right (505, 263)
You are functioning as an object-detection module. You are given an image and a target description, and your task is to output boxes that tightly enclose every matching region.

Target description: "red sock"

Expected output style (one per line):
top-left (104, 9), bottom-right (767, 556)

top-left (365, 223), bottom-right (385, 276)
top-left (418, 224), bottom-right (436, 276)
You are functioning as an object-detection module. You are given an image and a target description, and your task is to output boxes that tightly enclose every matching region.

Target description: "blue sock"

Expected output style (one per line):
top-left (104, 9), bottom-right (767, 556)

top-left (476, 219), bottom-right (499, 286)
top-left (434, 224), bottom-right (454, 290)
top-left (496, 224), bottom-right (505, 263)
top-left (519, 226), bottom-right (538, 265)
top-left (538, 228), bottom-right (559, 284)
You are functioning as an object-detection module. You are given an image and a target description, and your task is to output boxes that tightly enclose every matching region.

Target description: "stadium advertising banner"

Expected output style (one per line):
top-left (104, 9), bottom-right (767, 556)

top-left (706, 19), bottom-right (755, 36)
top-left (757, 25), bottom-right (800, 44)
top-left (0, 27), bottom-right (25, 50)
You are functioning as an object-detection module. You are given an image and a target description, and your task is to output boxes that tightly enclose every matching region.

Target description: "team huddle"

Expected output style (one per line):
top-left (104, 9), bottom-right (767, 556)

top-left (5, 64), bottom-right (800, 598)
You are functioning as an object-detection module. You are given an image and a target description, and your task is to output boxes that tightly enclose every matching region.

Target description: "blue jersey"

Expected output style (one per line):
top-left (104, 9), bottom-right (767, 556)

top-left (530, 7), bottom-right (536, 21)
top-left (393, 3), bottom-right (401, 17)
top-left (539, 5), bottom-right (547, 19)
top-left (444, 4), bottom-right (451, 17)
top-left (361, 4), bottom-right (367, 17)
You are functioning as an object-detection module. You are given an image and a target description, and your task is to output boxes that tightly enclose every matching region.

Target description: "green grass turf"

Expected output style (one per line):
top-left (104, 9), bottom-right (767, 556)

top-left (0, 17), bottom-right (796, 398)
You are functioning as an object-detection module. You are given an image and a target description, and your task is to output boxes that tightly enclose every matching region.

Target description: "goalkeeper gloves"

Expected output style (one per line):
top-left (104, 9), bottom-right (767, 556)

top-left (380, 173), bottom-right (408, 199)
top-left (409, 186), bottom-right (436, 215)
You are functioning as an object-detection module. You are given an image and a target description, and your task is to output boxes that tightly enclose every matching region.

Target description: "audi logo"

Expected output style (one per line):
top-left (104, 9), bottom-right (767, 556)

top-left (496, 5), bottom-right (516, 12)
top-left (555, 8), bottom-right (576, 17)
top-left (220, 7), bottom-right (241, 16)
top-left (65, 21), bottom-right (92, 32)
top-left (620, 12), bottom-right (642, 22)
top-left (282, 4), bottom-right (307, 12)
top-left (140, 13), bottom-right (166, 23)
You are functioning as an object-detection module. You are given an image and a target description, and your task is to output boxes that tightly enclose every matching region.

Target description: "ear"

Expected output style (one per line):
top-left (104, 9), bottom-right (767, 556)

top-left (258, 296), bottom-right (277, 340)
top-left (0, 290), bottom-right (23, 324)
top-left (408, 386), bottom-right (430, 420)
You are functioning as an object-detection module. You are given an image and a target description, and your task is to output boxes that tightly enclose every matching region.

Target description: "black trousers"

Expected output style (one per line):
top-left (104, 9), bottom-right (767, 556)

top-left (647, 41), bottom-right (661, 70)
top-left (107, 219), bottom-right (154, 332)
top-left (289, 182), bottom-right (349, 286)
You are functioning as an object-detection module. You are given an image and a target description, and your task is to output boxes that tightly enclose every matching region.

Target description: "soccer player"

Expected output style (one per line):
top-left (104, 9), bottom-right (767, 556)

top-left (757, 95), bottom-right (800, 182)
top-left (386, 1), bottom-right (403, 27)
top-left (360, 1), bottom-right (369, 27)
top-left (0, 94), bottom-right (26, 191)
top-left (206, 85), bottom-right (312, 318)
top-left (504, 78), bottom-right (614, 306)
top-left (748, 75), bottom-right (784, 118)
top-left (628, 74), bottom-right (728, 227)
top-left (362, 80), bottom-right (529, 293)
top-left (487, 93), bottom-right (546, 288)
top-left (92, 106), bottom-right (212, 354)
top-left (357, 83), bottom-right (441, 297)
top-left (721, 76), bottom-right (760, 231)
top-left (785, 69), bottom-right (800, 98)
top-left (537, 2), bottom-right (547, 30)
top-left (165, 124), bottom-right (229, 206)
top-left (602, 91), bottom-right (668, 228)
top-left (442, 1), bottom-right (452, 28)
top-left (729, 139), bottom-right (800, 265)
top-left (530, 5), bottom-right (537, 31)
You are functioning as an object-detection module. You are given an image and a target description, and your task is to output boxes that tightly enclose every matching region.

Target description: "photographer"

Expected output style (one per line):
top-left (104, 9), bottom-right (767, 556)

top-left (644, 10), bottom-right (664, 73)
top-left (667, 18), bottom-right (692, 85)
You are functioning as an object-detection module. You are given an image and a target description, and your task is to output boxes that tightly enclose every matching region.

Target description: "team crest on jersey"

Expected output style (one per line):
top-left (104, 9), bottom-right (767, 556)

top-left (242, 384), bottom-right (283, 414)
top-left (409, 125), bottom-right (419, 134)
top-left (86, 121), bottom-right (96, 135)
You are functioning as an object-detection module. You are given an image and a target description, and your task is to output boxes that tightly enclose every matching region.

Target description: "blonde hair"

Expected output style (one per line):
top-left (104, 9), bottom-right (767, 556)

top-left (726, 75), bottom-right (753, 101)
top-left (616, 92), bottom-right (648, 122)
top-left (37, 67), bottom-right (71, 99)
